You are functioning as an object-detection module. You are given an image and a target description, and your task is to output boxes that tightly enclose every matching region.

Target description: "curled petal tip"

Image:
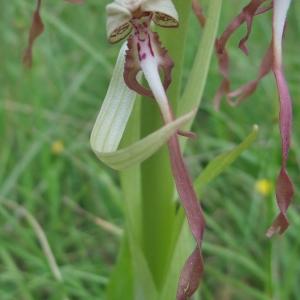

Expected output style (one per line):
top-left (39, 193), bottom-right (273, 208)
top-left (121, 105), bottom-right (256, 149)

top-left (176, 248), bottom-right (204, 300)
top-left (266, 169), bottom-right (294, 238)
top-left (23, 0), bottom-right (45, 68)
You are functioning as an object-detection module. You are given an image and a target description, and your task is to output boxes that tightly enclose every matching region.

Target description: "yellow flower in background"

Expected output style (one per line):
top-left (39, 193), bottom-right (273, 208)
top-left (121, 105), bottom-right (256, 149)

top-left (255, 179), bottom-right (272, 197)
top-left (51, 140), bottom-right (65, 155)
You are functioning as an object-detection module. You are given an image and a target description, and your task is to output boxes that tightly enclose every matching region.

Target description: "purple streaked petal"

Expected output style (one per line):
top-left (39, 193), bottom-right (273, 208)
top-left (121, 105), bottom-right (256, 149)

top-left (124, 31), bottom-right (173, 97)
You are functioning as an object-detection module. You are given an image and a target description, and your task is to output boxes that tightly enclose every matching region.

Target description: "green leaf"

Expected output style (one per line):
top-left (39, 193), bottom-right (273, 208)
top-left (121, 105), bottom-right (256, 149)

top-left (194, 125), bottom-right (259, 195)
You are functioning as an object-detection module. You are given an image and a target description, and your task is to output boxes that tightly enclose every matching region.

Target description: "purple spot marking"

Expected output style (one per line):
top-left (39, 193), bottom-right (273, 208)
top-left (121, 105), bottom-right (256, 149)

top-left (148, 34), bottom-right (154, 57)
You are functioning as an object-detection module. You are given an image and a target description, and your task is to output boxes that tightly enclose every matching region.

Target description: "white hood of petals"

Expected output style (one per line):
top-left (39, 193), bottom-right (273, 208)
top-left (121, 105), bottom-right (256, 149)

top-left (106, 0), bottom-right (179, 43)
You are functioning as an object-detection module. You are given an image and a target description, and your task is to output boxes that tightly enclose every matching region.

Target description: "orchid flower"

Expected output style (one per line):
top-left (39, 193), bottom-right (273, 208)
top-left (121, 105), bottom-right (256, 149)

top-left (212, 0), bottom-right (294, 238)
top-left (23, 0), bottom-right (84, 67)
top-left (90, 0), bottom-right (206, 299)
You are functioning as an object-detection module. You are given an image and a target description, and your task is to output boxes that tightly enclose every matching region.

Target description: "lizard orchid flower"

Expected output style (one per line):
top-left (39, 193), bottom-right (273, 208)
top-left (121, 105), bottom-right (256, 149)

top-left (23, 0), bottom-right (84, 67)
top-left (213, 0), bottom-right (294, 237)
top-left (91, 1), bottom-right (205, 299)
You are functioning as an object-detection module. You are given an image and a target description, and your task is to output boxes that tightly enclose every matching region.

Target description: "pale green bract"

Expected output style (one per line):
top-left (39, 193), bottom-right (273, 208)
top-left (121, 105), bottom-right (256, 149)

top-left (90, 43), bottom-right (195, 170)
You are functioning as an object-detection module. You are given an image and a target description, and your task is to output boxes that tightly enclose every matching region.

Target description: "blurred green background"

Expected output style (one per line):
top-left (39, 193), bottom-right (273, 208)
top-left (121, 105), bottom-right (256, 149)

top-left (0, 0), bottom-right (299, 299)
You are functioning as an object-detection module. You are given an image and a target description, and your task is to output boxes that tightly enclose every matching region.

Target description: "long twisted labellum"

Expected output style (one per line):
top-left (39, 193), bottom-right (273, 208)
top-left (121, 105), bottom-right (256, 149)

top-left (266, 0), bottom-right (294, 238)
top-left (124, 13), bottom-right (205, 299)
